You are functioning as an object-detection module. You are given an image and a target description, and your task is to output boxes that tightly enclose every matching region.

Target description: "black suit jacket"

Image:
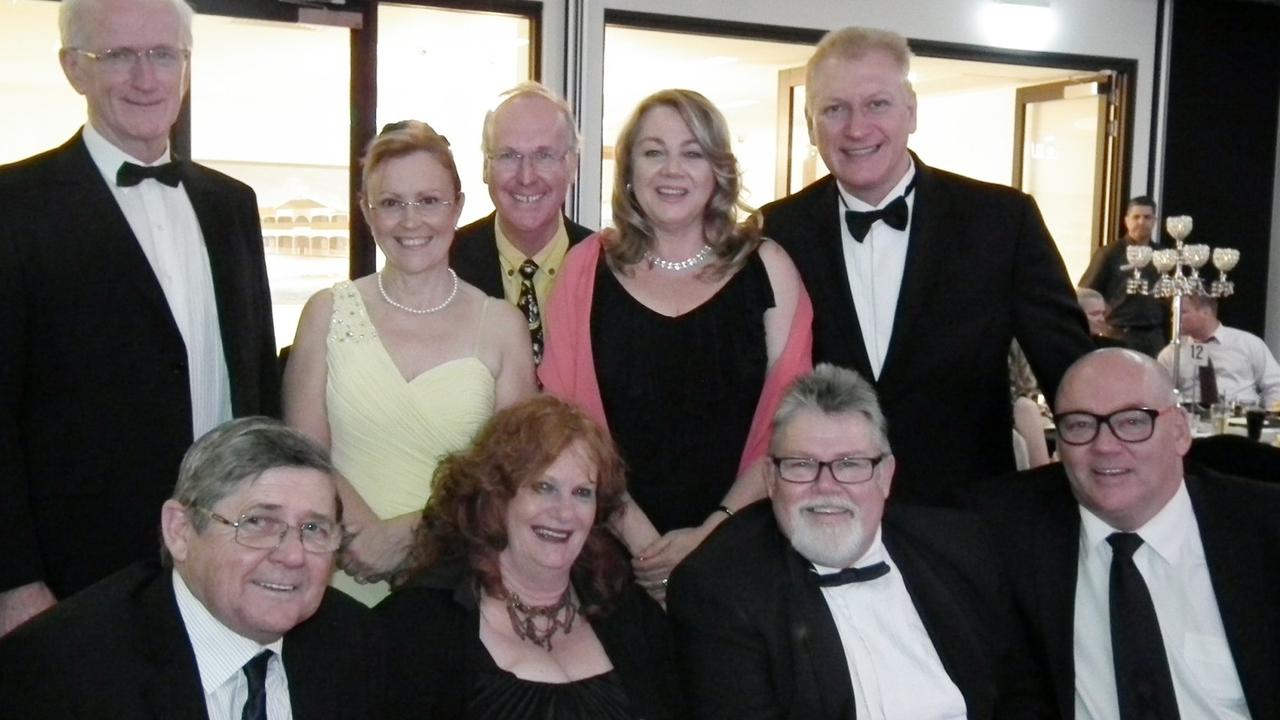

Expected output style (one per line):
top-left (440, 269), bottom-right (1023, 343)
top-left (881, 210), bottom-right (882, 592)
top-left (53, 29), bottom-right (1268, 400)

top-left (971, 464), bottom-right (1280, 720)
top-left (0, 561), bottom-right (384, 719)
top-left (449, 211), bottom-right (594, 299)
top-left (375, 559), bottom-right (687, 719)
top-left (760, 159), bottom-right (1093, 505)
top-left (0, 133), bottom-right (280, 597)
top-left (667, 500), bottom-right (1052, 720)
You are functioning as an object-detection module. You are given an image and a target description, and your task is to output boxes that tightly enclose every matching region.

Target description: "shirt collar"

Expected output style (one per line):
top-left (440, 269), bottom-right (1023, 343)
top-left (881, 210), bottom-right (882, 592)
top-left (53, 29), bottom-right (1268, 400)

top-left (82, 122), bottom-right (172, 187)
top-left (495, 216), bottom-right (569, 276)
top-left (172, 570), bottom-right (283, 696)
top-left (1079, 479), bottom-right (1195, 566)
top-left (837, 159), bottom-right (916, 213)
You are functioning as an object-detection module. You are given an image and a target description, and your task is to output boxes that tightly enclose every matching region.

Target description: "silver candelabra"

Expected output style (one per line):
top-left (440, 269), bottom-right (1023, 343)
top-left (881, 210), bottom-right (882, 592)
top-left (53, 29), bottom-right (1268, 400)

top-left (1124, 215), bottom-right (1241, 403)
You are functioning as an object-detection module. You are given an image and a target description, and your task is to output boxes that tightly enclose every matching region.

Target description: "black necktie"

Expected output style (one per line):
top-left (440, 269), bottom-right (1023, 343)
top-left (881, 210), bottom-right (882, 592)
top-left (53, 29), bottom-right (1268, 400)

top-left (117, 160), bottom-right (182, 187)
top-left (812, 561), bottom-right (891, 587)
top-left (516, 259), bottom-right (543, 365)
top-left (1107, 533), bottom-right (1180, 720)
top-left (843, 177), bottom-right (917, 242)
top-left (1198, 354), bottom-right (1219, 406)
top-left (241, 650), bottom-right (272, 720)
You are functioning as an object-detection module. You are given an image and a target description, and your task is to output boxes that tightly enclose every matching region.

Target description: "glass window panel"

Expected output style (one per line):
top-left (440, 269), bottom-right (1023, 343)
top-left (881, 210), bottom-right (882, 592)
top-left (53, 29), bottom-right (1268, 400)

top-left (0, 0), bottom-right (90, 163)
top-left (375, 3), bottom-right (533, 270)
top-left (601, 26), bottom-right (813, 227)
top-left (190, 15), bottom-right (352, 353)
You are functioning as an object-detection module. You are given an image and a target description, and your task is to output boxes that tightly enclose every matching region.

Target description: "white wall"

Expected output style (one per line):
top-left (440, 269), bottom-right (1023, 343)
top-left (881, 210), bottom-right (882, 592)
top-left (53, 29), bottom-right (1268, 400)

top-left (551, 0), bottom-right (1161, 228)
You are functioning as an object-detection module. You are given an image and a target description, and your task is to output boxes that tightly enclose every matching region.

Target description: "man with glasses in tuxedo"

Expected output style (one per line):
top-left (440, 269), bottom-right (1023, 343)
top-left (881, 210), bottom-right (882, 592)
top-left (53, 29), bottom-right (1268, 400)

top-left (973, 348), bottom-right (1280, 719)
top-left (0, 418), bottom-right (384, 718)
top-left (0, 0), bottom-right (279, 635)
top-left (668, 364), bottom-right (1051, 719)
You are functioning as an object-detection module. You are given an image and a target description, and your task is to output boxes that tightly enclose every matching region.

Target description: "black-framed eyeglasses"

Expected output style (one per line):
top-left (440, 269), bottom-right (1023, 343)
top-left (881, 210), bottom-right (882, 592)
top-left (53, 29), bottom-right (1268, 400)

top-left (194, 508), bottom-right (342, 554)
top-left (770, 455), bottom-right (887, 485)
top-left (69, 46), bottom-right (190, 72)
top-left (1053, 406), bottom-right (1176, 446)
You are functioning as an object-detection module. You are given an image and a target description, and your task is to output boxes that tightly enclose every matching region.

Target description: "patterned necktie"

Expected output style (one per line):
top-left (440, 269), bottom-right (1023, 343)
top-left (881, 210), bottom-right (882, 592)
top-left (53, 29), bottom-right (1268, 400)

top-left (1107, 533), bottom-right (1180, 720)
top-left (812, 561), bottom-right (891, 587)
top-left (241, 650), bottom-right (272, 720)
top-left (116, 161), bottom-right (182, 187)
top-left (516, 259), bottom-right (543, 365)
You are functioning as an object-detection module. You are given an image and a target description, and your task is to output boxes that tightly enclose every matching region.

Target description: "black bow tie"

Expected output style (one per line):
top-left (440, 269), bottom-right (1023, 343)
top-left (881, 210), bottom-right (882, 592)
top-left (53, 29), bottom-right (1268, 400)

top-left (812, 560), bottom-right (891, 587)
top-left (117, 161), bottom-right (182, 188)
top-left (843, 177), bottom-right (917, 242)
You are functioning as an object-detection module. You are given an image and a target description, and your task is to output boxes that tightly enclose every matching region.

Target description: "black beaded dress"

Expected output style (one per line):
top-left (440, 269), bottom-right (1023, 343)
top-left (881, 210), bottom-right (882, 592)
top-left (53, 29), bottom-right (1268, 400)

top-left (591, 251), bottom-right (773, 533)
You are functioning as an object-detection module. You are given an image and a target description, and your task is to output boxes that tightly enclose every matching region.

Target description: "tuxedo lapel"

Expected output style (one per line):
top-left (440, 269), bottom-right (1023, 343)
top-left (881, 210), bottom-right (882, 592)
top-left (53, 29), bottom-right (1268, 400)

top-left (57, 134), bottom-right (184, 341)
top-left (811, 180), bottom-right (874, 380)
top-left (879, 158), bottom-right (947, 385)
top-left (1187, 472), bottom-right (1280, 719)
top-left (135, 572), bottom-right (211, 720)
top-left (783, 547), bottom-right (857, 719)
top-left (884, 528), bottom-right (993, 715)
top-left (1033, 480), bottom-right (1082, 719)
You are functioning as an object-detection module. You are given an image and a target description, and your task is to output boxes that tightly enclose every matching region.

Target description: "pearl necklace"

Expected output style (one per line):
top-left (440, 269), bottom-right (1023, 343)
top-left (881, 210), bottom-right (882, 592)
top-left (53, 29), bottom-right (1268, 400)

top-left (377, 269), bottom-right (459, 315)
top-left (644, 244), bottom-right (714, 272)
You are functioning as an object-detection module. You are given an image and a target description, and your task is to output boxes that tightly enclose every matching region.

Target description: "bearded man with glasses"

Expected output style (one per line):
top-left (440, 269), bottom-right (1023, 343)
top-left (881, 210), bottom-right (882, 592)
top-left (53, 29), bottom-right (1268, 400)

top-left (0, 0), bottom-right (280, 635)
top-left (0, 417), bottom-right (385, 718)
top-left (973, 348), bottom-right (1280, 720)
top-left (667, 364), bottom-right (1053, 719)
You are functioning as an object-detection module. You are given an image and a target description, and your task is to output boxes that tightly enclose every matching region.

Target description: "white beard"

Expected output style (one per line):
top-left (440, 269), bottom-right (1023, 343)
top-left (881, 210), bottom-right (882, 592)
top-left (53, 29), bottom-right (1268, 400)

top-left (777, 498), bottom-right (866, 568)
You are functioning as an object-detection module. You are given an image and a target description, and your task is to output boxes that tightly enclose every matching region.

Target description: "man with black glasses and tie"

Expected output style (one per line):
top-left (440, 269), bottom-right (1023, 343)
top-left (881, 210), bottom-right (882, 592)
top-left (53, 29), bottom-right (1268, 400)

top-left (667, 365), bottom-right (1052, 720)
top-left (0, 418), bottom-right (384, 718)
top-left (974, 348), bottom-right (1280, 719)
top-left (0, 0), bottom-right (278, 635)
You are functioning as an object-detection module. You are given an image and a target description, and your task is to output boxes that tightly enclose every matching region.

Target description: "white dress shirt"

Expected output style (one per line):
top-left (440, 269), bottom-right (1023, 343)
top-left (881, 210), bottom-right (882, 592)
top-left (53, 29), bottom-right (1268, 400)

top-left (82, 124), bottom-right (233, 438)
top-left (1073, 482), bottom-right (1250, 719)
top-left (816, 528), bottom-right (967, 720)
top-left (173, 571), bottom-right (293, 719)
top-left (835, 163), bottom-right (917, 379)
top-left (1158, 323), bottom-right (1280, 407)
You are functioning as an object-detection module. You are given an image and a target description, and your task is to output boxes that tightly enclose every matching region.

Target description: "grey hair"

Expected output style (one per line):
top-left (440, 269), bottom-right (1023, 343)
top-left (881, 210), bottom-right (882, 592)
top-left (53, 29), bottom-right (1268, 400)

top-left (481, 81), bottom-right (581, 157)
top-left (160, 417), bottom-right (337, 564)
top-left (805, 26), bottom-right (914, 117)
top-left (1076, 287), bottom-right (1105, 305)
top-left (60, 0), bottom-right (196, 51)
top-left (772, 364), bottom-right (891, 452)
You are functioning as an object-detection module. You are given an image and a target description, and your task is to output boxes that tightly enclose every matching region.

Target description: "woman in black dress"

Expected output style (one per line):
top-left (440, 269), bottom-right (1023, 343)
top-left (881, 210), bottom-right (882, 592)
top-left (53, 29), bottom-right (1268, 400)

top-left (377, 396), bottom-right (685, 720)
top-left (540, 89), bottom-right (812, 600)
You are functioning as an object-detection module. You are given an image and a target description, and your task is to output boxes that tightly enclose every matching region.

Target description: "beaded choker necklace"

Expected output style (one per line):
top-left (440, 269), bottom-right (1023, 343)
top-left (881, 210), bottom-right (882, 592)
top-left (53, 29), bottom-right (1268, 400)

top-left (645, 244), bottom-right (713, 272)
top-left (377, 269), bottom-right (459, 315)
top-left (505, 586), bottom-right (577, 652)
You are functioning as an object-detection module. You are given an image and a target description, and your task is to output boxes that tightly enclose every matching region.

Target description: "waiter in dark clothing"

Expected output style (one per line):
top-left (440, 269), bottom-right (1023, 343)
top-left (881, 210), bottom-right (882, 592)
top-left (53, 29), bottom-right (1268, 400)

top-left (1079, 196), bottom-right (1169, 357)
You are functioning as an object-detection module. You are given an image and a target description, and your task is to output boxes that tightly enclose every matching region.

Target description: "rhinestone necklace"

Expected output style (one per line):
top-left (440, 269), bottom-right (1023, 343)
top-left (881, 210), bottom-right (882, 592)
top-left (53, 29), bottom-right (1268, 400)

top-left (644, 244), bottom-right (714, 272)
top-left (377, 269), bottom-right (459, 315)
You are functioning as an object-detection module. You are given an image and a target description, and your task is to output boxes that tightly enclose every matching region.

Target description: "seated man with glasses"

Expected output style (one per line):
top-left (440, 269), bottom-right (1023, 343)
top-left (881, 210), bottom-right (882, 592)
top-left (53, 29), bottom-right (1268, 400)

top-left (973, 348), bottom-right (1280, 719)
top-left (0, 417), bottom-right (385, 718)
top-left (667, 364), bottom-right (1052, 719)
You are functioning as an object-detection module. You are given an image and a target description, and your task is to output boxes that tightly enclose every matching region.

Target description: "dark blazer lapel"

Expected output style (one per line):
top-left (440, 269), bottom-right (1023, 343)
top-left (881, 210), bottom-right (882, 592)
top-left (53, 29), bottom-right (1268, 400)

top-left (884, 527), bottom-right (994, 716)
top-left (57, 133), bottom-right (182, 339)
top-left (878, 156), bottom-right (946, 385)
top-left (1187, 471), bottom-right (1280, 719)
top-left (783, 547), bottom-right (857, 719)
top-left (135, 571), bottom-right (211, 720)
top-left (1034, 478), bottom-right (1082, 719)
top-left (467, 214), bottom-right (506, 298)
top-left (181, 161), bottom-right (249, 362)
top-left (808, 179), bottom-right (874, 379)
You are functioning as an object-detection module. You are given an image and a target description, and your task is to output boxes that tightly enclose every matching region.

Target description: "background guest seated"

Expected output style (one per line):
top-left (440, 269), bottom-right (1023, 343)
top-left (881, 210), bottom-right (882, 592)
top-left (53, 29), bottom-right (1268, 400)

top-left (377, 396), bottom-right (686, 720)
top-left (1157, 294), bottom-right (1280, 408)
top-left (540, 88), bottom-right (812, 601)
top-left (285, 120), bottom-right (536, 606)
top-left (0, 417), bottom-right (385, 718)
